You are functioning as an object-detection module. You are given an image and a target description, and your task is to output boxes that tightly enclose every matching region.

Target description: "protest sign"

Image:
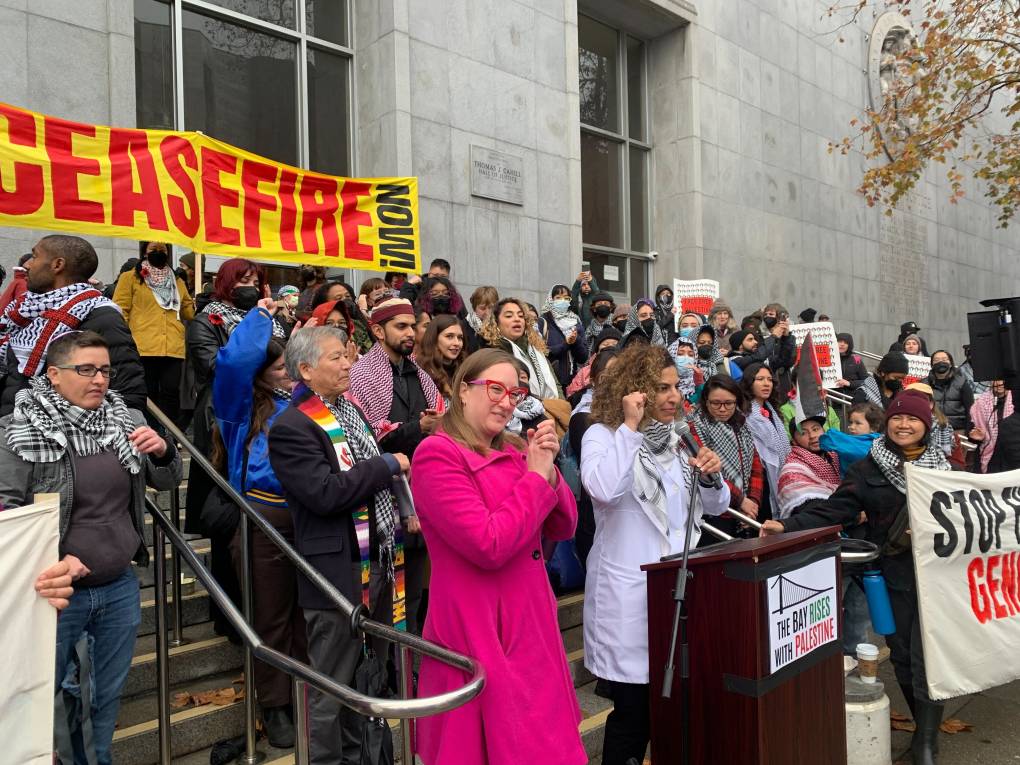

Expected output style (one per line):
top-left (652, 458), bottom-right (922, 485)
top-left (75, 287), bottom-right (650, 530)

top-left (0, 102), bottom-right (420, 272)
top-left (0, 497), bottom-right (59, 764)
top-left (766, 555), bottom-right (839, 673)
top-left (904, 354), bottom-right (931, 384)
top-left (905, 464), bottom-right (1020, 700)
top-left (672, 279), bottom-right (719, 331)
top-left (789, 322), bottom-right (844, 389)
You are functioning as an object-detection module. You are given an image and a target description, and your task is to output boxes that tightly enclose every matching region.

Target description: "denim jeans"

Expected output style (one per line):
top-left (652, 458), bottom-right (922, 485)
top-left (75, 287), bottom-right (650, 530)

top-left (841, 577), bottom-right (871, 655)
top-left (55, 567), bottom-right (141, 765)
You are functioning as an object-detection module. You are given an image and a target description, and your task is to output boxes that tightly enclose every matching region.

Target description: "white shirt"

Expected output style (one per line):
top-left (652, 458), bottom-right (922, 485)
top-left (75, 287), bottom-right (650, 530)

top-left (580, 422), bottom-right (730, 684)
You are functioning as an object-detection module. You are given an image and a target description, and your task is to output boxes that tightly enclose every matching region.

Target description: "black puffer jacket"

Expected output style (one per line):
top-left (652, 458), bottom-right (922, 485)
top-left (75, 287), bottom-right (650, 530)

top-left (927, 369), bottom-right (973, 431)
top-left (0, 305), bottom-right (147, 416)
top-left (837, 332), bottom-right (869, 391)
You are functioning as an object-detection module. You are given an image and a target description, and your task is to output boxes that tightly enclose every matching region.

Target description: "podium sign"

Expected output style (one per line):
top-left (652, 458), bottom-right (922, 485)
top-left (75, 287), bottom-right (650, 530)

top-left (766, 556), bottom-right (838, 673)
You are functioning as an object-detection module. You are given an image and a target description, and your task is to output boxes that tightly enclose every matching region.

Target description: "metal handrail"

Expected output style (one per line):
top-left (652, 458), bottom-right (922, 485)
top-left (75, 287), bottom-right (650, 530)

top-left (146, 400), bottom-right (484, 762)
top-left (857, 349), bottom-right (884, 362)
top-left (705, 509), bottom-right (879, 563)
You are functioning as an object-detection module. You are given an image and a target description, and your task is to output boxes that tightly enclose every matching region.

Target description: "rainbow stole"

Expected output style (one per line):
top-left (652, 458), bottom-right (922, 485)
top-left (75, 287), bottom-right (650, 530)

top-left (293, 384), bottom-right (406, 631)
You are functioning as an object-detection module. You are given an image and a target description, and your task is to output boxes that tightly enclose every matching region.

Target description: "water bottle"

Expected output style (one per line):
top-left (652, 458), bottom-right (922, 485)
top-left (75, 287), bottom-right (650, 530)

top-left (861, 570), bottom-right (896, 635)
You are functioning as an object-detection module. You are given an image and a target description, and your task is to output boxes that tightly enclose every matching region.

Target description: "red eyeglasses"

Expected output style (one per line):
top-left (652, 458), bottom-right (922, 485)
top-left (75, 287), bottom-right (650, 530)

top-left (467, 379), bottom-right (529, 406)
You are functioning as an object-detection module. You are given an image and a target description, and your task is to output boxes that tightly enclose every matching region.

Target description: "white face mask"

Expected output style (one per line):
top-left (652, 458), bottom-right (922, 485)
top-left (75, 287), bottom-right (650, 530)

top-left (551, 298), bottom-right (570, 312)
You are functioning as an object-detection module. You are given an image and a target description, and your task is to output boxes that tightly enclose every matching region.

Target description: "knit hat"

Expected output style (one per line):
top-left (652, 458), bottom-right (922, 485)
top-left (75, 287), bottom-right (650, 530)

top-left (591, 291), bottom-right (615, 307)
top-left (613, 304), bottom-right (631, 321)
top-left (799, 307), bottom-right (817, 323)
top-left (277, 284), bottom-right (300, 300)
top-left (179, 251), bottom-right (196, 269)
top-left (593, 326), bottom-right (623, 352)
top-left (885, 391), bottom-right (933, 432)
top-left (370, 297), bottom-right (415, 325)
top-left (729, 329), bottom-right (754, 352)
top-left (901, 333), bottom-right (922, 352)
top-left (708, 299), bottom-right (732, 318)
top-left (877, 351), bottom-right (910, 375)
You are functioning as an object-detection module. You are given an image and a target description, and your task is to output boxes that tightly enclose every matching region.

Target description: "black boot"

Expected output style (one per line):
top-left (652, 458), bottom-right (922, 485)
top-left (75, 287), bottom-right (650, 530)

top-left (898, 682), bottom-right (917, 718)
top-left (911, 698), bottom-right (943, 765)
top-left (263, 705), bottom-right (295, 748)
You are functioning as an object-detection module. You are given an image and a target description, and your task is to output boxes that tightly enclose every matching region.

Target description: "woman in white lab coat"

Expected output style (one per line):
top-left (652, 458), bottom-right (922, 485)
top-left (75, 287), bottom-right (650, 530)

top-left (580, 344), bottom-right (730, 765)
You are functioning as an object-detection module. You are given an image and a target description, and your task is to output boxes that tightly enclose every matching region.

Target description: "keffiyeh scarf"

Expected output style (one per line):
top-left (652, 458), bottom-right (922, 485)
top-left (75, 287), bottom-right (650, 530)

top-left (622, 302), bottom-right (667, 347)
top-left (632, 419), bottom-right (684, 542)
top-left (507, 395), bottom-right (546, 435)
top-left (505, 336), bottom-right (559, 400)
top-left (0, 283), bottom-right (119, 375)
top-left (690, 410), bottom-right (755, 491)
top-left (776, 446), bottom-right (841, 519)
top-left (869, 435), bottom-right (950, 494)
top-left (6, 376), bottom-right (141, 473)
top-left (584, 317), bottom-right (611, 352)
top-left (347, 341), bottom-right (443, 439)
top-left (141, 264), bottom-right (181, 312)
top-left (930, 423), bottom-right (955, 456)
top-left (203, 301), bottom-right (287, 339)
top-left (860, 376), bottom-right (884, 407)
top-left (541, 292), bottom-right (581, 336)
top-left (696, 345), bottom-right (726, 381)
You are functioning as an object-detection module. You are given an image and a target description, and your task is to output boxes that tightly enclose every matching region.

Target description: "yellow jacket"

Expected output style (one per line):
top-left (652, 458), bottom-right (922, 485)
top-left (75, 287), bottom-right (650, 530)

top-left (113, 271), bottom-right (195, 358)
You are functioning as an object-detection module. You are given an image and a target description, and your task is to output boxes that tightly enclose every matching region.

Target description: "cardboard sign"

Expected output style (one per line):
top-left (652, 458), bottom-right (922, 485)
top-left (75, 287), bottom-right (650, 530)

top-left (904, 353), bottom-right (931, 385)
top-left (906, 464), bottom-right (1020, 700)
top-left (790, 322), bottom-right (844, 389)
top-left (767, 555), bottom-right (839, 673)
top-left (672, 279), bottom-right (720, 330)
top-left (0, 101), bottom-right (420, 272)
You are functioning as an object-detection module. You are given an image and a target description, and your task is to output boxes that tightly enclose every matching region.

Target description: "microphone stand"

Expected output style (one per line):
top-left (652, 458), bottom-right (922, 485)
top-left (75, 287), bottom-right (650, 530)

top-left (660, 459), bottom-right (704, 765)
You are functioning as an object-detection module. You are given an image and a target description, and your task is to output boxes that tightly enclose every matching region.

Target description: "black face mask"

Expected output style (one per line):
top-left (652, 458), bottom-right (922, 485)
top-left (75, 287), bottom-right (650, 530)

top-left (231, 286), bottom-right (260, 310)
top-left (613, 319), bottom-right (628, 332)
top-left (432, 296), bottom-right (451, 314)
top-left (593, 305), bottom-right (612, 319)
top-left (763, 315), bottom-right (777, 329)
top-left (697, 344), bottom-right (714, 360)
top-left (884, 378), bottom-right (903, 394)
top-left (932, 362), bottom-right (951, 375)
top-left (640, 318), bottom-right (656, 335)
top-left (147, 250), bottom-right (169, 269)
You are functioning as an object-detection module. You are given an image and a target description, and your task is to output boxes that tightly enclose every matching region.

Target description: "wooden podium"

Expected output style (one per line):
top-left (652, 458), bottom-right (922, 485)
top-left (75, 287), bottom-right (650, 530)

top-left (641, 527), bottom-right (846, 764)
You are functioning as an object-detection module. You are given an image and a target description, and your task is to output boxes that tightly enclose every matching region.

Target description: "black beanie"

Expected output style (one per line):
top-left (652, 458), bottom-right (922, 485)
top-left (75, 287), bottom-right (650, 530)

top-left (729, 329), bottom-right (754, 351)
top-left (877, 351), bottom-right (910, 375)
top-left (591, 291), bottom-right (615, 307)
top-left (799, 307), bottom-right (817, 323)
top-left (593, 326), bottom-right (623, 351)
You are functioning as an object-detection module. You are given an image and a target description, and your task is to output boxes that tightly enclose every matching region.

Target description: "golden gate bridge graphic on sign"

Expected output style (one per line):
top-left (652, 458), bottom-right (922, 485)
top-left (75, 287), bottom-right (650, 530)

top-left (769, 574), bottom-right (835, 615)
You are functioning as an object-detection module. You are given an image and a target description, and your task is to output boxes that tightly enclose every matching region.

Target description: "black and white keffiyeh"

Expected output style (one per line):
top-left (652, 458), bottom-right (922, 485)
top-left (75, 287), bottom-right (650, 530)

top-left (869, 435), bottom-right (950, 494)
top-left (507, 395), bottom-right (546, 435)
top-left (696, 345), bottom-right (726, 381)
top-left (0, 283), bottom-right (119, 375)
top-left (319, 392), bottom-right (398, 581)
top-left (690, 409), bottom-right (755, 491)
top-left (141, 264), bottom-right (181, 313)
top-left (860, 376), bottom-right (884, 406)
top-left (541, 291), bottom-right (581, 336)
top-left (6, 376), bottom-right (141, 473)
top-left (632, 419), bottom-right (686, 541)
top-left (202, 301), bottom-right (287, 339)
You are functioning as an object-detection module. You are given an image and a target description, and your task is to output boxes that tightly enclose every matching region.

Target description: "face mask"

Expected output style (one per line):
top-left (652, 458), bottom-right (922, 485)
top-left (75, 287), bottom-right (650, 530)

top-left (884, 378), bottom-right (903, 394)
top-left (231, 286), bottom-right (260, 310)
top-left (613, 320), bottom-right (628, 332)
top-left (932, 362), bottom-right (951, 375)
top-left (640, 318), bottom-right (656, 334)
top-left (659, 294), bottom-right (673, 308)
top-left (432, 296), bottom-right (451, 314)
top-left (551, 298), bottom-right (570, 313)
top-left (147, 250), bottom-right (169, 269)
top-left (763, 315), bottom-right (777, 329)
top-left (679, 327), bottom-right (697, 340)
top-left (697, 345), bottom-right (714, 360)
top-left (593, 305), bottom-right (612, 319)
top-left (676, 355), bottom-right (695, 368)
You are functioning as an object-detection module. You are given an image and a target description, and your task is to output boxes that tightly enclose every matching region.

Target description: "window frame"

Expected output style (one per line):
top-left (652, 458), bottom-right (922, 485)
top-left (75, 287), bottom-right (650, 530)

top-left (578, 13), bottom-right (652, 301)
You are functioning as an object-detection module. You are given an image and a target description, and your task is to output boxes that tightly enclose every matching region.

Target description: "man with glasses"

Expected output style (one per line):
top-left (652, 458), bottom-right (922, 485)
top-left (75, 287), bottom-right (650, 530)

top-left (0, 330), bottom-right (181, 764)
top-left (0, 235), bottom-right (146, 416)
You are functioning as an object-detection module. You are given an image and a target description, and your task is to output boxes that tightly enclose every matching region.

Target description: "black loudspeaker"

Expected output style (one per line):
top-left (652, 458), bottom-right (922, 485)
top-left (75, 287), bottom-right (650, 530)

top-left (969, 297), bottom-right (1020, 390)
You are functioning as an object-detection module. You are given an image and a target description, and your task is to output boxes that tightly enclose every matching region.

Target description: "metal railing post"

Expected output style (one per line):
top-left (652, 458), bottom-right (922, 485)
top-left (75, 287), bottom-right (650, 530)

top-left (399, 645), bottom-right (415, 765)
top-left (293, 678), bottom-right (309, 765)
top-left (153, 522), bottom-right (173, 764)
top-left (168, 486), bottom-right (185, 648)
top-left (239, 512), bottom-right (265, 764)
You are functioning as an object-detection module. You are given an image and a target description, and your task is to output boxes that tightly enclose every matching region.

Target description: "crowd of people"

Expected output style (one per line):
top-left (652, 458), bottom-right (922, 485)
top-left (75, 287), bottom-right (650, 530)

top-left (0, 234), bottom-right (1007, 765)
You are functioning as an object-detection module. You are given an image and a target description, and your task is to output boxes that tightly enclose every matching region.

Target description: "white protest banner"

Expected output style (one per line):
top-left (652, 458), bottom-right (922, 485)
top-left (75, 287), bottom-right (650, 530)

top-left (766, 555), bottom-right (839, 673)
top-left (0, 497), bottom-right (59, 764)
top-left (905, 464), bottom-right (1020, 700)
top-left (672, 278), bottom-right (719, 331)
top-left (904, 353), bottom-right (931, 383)
top-left (789, 322), bottom-right (844, 389)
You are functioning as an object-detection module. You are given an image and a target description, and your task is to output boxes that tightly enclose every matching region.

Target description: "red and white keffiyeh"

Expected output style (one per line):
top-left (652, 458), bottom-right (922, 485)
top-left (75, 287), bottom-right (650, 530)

top-left (347, 341), bottom-right (443, 439)
top-left (776, 445), bottom-right (841, 519)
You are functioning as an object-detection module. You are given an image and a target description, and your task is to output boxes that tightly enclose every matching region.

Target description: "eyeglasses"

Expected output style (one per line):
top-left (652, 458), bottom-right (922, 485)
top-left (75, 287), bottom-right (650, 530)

top-left (55, 364), bottom-right (117, 379)
top-left (468, 379), bottom-right (529, 406)
top-left (707, 398), bottom-right (737, 410)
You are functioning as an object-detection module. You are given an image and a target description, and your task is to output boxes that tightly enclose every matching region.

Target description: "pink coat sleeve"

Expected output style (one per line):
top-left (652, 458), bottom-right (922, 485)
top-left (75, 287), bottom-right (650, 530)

top-left (411, 437), bottom-right (562, 570)
top-left (542, 470), bottom-right (578, 542)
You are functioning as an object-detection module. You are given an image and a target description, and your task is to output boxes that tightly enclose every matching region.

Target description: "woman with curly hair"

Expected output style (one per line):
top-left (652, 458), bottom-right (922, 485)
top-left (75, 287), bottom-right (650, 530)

top-left (580, 343), bottom-right (729, 765)
top-left (481, 297), bottom-right (561, 399)
top-left (417, 313), bottom-right (466, 401)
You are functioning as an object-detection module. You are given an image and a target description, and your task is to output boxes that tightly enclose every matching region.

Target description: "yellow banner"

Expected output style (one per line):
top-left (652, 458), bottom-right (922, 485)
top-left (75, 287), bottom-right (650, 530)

top-left (0, 102), bottom-right (420, 273)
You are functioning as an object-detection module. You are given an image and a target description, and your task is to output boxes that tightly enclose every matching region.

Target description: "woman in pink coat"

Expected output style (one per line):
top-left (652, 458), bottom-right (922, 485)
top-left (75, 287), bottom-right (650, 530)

top-left (410, 348), bottom-right (586, 765)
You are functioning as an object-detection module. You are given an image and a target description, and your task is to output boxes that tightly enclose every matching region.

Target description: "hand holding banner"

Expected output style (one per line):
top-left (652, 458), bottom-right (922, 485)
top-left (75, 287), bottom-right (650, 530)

top-left (0, 102), bottom-right (420, 272)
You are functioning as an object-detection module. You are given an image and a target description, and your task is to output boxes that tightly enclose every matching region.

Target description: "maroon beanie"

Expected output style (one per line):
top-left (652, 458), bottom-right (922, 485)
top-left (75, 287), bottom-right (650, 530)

top-left (885, 391), bottom-right (933, 433)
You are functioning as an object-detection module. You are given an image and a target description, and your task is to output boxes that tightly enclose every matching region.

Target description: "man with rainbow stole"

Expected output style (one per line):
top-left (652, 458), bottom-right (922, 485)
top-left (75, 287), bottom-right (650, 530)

top-left (268, 325), bottom-right (410, 765)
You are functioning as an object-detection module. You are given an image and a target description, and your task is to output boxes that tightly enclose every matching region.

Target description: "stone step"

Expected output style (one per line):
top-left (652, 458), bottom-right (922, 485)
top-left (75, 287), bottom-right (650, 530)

top-left (124, 622), bottom-right (243, 698)
top-left (137, 586), bottom-right (211, 637)
top-left (134, 540), bottom-right (209, 588)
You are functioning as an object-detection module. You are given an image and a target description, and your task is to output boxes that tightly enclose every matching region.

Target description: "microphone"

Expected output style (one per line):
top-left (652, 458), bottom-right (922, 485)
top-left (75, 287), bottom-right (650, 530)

top-left (674, 420), bottom-right (722, 490)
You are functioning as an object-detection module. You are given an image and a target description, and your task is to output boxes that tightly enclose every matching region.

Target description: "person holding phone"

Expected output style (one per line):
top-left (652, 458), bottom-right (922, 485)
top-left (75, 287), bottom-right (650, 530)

top-left (542, 284), bottom-right (589, 390)
top-left (571, 268), bottom-right (602, 326)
